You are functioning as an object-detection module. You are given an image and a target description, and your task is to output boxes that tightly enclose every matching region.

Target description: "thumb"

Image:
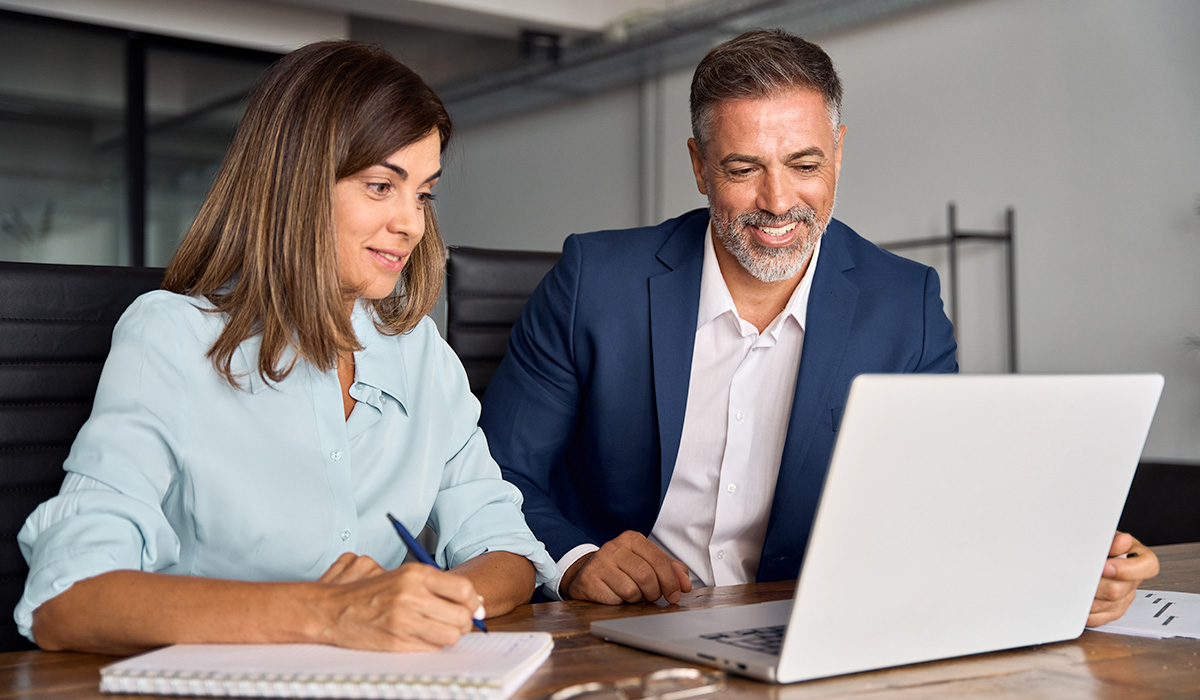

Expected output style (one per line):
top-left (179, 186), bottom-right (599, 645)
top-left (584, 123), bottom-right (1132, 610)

top-left (671, 560), bottom-right (693, 593)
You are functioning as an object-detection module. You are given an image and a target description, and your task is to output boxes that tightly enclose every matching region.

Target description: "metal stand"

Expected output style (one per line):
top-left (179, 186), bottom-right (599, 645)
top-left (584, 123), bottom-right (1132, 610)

top-left (881, 203), bottom-right (1017, 372)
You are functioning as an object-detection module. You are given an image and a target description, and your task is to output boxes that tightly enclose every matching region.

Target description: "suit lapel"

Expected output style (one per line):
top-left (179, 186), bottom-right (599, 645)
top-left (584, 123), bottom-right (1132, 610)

top-left (760, 222), bottom-right (860, 579)
top-left (649, 212), bottom-right (707, 505)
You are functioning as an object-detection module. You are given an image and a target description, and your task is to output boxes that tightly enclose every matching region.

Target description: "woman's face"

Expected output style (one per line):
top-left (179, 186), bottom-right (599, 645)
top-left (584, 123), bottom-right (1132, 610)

top-left (333, 129), bottom-right (441, 301)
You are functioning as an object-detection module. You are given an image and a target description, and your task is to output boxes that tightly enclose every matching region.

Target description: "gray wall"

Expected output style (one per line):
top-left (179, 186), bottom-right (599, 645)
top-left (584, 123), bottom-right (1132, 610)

top-left (436, 0), bottom-right (1200, 463)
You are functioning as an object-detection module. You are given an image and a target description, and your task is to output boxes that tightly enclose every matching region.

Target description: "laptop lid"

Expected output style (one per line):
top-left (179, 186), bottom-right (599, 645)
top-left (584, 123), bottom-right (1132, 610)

top-left (592, 373), bottom-right (1164, 684)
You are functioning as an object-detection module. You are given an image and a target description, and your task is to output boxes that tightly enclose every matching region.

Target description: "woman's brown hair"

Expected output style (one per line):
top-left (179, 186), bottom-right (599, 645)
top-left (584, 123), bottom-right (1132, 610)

top-left (163, 40), bottom-right (452, 388)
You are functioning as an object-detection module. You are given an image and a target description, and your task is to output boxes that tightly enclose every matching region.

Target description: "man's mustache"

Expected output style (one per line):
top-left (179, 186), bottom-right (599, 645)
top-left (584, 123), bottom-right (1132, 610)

top-left (736, 206), bottom-right (817, 228)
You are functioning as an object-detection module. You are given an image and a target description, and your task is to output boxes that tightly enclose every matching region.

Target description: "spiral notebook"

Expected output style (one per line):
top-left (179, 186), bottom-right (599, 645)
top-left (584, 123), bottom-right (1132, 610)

top-left (99, 632), bottom-right (553, 699)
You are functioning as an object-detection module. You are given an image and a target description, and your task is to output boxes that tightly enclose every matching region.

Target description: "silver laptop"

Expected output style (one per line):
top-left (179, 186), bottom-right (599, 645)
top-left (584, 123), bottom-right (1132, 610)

top-left (591, 374), bottom-right (1164, 683)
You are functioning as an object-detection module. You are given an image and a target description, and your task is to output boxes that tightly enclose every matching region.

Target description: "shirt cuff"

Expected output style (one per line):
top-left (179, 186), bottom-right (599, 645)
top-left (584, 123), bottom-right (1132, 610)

top-left (541, 543), bottom-right (599, 601)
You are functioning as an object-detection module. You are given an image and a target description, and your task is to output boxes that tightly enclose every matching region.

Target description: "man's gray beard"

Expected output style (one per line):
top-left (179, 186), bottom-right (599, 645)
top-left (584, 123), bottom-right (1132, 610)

top-left (710, 201), bottom-right (833, 283)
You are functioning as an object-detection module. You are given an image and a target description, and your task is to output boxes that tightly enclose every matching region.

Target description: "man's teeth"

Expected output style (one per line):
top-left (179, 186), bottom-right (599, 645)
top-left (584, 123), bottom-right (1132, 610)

top-left (759, 222), bottom-right (797, 235)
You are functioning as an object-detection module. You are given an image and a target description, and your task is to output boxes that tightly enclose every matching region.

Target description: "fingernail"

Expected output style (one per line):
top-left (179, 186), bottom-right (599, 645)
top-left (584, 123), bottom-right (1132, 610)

top-left (474, 604), bottom-right (486, 620)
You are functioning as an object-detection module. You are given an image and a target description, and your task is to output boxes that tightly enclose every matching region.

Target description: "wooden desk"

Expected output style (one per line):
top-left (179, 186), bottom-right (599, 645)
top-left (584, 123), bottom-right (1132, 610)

top-left (3, 542), bottom-right (1198, 699)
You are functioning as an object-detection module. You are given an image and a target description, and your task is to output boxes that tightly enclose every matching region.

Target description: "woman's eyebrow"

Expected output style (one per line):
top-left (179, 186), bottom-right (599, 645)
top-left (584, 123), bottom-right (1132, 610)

top-left (381, 162), bottom-right (408, 180)
top-left (380, 163), bottom-right (441, 184)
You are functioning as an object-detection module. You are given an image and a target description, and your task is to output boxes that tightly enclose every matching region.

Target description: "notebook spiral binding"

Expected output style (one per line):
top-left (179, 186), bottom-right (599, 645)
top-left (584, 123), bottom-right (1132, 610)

top-left (100, 669), bottom-right (501, 698)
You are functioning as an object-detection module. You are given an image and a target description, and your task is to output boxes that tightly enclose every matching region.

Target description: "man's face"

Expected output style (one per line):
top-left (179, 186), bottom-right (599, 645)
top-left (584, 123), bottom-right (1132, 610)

top-left (688, 88), bottom-right (845, 284)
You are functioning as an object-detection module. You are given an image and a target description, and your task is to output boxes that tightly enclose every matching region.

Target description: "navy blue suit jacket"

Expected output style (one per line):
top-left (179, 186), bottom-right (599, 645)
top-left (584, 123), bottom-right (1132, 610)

top-left (479, 209), bottom-right (958, 582)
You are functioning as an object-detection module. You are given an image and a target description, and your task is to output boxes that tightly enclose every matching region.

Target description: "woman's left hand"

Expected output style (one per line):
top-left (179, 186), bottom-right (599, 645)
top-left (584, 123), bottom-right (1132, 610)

top-left (319, 553), bottom-right (388, 584)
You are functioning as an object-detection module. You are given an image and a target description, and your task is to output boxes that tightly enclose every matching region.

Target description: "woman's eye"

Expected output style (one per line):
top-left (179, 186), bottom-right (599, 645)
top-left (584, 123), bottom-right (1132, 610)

top-left (367, 182), bottom-right (392, 195)
top-left (418, 192), bottom-right (437, 205)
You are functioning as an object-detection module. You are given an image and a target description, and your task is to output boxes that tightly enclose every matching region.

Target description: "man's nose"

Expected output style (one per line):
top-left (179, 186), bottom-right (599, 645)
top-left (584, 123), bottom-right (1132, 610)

top-left (755, 170), bottom-right (793, 216)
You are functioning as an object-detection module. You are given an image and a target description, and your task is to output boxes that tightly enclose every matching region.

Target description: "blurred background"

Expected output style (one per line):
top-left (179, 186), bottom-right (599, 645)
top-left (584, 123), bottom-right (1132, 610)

top-left (0, 0), bottom-right (1197, 464)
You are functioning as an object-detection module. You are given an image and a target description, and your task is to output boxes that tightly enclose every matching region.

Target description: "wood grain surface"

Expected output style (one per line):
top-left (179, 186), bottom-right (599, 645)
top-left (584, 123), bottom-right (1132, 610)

top-left (3, 542), bottom-right (1197, 699)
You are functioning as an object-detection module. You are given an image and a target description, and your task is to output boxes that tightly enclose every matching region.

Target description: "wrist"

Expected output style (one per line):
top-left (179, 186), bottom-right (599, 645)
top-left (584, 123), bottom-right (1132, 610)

top-left (560, 553), bottom-right (594, 599)
top-left (289, 580), bottom-right (340, 645)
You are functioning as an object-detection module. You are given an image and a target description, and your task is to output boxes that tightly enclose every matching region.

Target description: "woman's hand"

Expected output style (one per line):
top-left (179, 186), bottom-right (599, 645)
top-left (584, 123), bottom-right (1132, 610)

top-left (319, 553), bottom-right (387, 584)
top-left (316, 562), bottom-right (481, 651)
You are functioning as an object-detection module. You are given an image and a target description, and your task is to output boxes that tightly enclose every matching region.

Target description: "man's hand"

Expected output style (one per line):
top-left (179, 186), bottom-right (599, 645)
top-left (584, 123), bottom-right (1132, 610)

top-left (562, 531), bottom-right (692, 605)
top-left (1088, 531), bottom-right (1159, 627)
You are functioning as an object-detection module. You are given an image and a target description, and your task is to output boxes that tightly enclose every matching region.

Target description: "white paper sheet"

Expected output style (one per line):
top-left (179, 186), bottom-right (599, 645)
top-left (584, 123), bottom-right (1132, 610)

top-left (1089, 589), bottom-right (1200, 639)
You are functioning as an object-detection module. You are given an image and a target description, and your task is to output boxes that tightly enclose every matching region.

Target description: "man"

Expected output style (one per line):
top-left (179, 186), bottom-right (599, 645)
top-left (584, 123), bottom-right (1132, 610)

top-left (479, 29), bottom-right (1155, 626)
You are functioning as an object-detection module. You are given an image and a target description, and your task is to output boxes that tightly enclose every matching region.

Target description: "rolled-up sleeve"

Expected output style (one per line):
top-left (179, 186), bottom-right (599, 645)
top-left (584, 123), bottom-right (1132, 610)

top-left (15, 294), bottom-right (187, 642)
top-left (424, 339), bottom-right (556, 585)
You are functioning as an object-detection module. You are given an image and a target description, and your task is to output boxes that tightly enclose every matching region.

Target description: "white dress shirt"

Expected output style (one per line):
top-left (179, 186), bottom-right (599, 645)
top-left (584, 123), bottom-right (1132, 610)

top-left (547, 229), bottom-right (820, 597)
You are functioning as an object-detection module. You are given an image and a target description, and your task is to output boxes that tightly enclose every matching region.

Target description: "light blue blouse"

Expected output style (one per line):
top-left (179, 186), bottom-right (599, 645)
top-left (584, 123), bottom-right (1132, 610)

top-left (15, 291), bottom-right (554, 641)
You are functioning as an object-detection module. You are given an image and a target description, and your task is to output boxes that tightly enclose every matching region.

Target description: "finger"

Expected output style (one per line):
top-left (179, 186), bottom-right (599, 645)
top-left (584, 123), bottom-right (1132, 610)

top-left (671, 560), bottom-right (693, 597)
top-left (413, 594), bottom-right (477, 634)
top-left (1105, 555), bottom-right (1158, 582)
top-left (1108, 530), bottom-right (1135, 557)
top-left (571, 551), bottom-right (647, 604)
top-left (571, 567), bottom-right (632, 605)
top-left (386, 569), bottom-right (477, 639)
top-left (611, 553), bottom-right (665, 603)
top-left (378, 602), bottom-right (469, 648)
top-left (339, 555), bottom-right (386, 583)
top-left (414, 566), bottom-right (479, 607)
top-left (319, 552), bottom-right (358, 583)
top-left (1102, 540), bottom-right (1160, 582)
top-left (327, 555), bottom-right (388, 585)
top-left (1094, 575), bottom-right (1138, 603)
top-left (627, 537), bottom-right (687, 603)
top-left (1088, 587), bottom-right (1136, 627)
top-left (584, 535), bottom-right (661, 603)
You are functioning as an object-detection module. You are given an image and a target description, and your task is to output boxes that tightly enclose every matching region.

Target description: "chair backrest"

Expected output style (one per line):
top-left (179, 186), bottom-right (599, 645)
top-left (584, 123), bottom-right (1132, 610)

top-left (0, 261), bottom-right (164, 651)
top-left (444, 246), bottom-right (560, 397)
top-left (1117, 461), bottom-right (1200, 546)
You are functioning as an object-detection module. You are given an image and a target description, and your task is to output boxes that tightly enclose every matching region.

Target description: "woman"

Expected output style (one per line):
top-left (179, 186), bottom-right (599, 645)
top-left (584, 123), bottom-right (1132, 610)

top-left (15, 41), bottom-right (554, 655)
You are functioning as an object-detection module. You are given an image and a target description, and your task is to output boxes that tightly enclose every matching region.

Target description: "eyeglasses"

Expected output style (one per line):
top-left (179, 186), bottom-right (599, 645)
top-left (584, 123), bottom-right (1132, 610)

top-left (546, 667), bottom-right (727, 700)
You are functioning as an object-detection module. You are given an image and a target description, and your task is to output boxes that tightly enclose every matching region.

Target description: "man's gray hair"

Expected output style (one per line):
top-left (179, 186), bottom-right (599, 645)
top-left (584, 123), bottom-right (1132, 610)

top-left (690, 29), bottom-right (843, 153)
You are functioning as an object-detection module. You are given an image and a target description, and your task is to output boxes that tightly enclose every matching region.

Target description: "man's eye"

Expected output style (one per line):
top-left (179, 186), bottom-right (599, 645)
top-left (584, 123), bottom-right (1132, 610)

top-left (728, 167), bottom-right (755, 177)
top-left (794, 162), bottom-right (820, 173)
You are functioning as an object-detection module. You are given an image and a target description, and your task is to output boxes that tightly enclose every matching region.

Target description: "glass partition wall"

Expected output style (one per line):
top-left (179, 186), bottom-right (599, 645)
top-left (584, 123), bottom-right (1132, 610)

top-left (0, 11), bottom-right (279, 267)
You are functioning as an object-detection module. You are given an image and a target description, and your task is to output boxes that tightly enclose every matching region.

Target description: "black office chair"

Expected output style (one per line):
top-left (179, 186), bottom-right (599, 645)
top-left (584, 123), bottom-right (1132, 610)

top-left (444, 246), bottom-right (560, 398)
top-left (1117, 461), bottom-right (1200, 546)
top-left (0, 261), bottom-right (164, 651)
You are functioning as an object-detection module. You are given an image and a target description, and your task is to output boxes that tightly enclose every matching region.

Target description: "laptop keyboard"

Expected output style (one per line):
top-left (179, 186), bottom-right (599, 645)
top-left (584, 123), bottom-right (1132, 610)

top-left (700, 625), bottom-right (786, 656)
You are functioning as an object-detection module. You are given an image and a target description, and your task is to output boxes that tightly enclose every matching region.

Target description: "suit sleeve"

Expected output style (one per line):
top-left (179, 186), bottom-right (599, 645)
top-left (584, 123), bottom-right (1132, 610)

top-left (479, 235), bottom-right (596, 559)
top-left (918, 266), bottom-right (959, 374)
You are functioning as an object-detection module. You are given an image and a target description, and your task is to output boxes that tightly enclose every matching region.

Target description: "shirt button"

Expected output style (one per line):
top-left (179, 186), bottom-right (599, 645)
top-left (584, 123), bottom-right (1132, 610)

top-left (330, 450), bottom-right (342, 461)
top-left (340, 529), bottom-right (351, 541)
top-left (726, 483), bottom-right (737, 494)
top-left (716, 550), bottom-right (726, 560)
top-left (735, 411), bottom-right (745, 422)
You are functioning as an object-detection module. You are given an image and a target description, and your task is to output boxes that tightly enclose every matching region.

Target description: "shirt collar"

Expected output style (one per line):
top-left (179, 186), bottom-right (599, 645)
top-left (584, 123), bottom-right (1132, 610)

top-left (349, 301), bottom-right (410, 411)
top-left (230, 300), bottom-right (409, 409)
top-left (697, 227), bottom-right (823, 336)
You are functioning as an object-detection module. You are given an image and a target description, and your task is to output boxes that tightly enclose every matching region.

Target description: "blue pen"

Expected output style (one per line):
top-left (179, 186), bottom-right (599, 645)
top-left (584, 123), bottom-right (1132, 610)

top-left (386, 512), bottom-right (488, 633)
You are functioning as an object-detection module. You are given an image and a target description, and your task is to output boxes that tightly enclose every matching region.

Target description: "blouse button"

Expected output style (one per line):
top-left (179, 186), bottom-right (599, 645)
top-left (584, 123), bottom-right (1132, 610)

top-left (330, 450), bottom-right (342, 461)
top-left (340, 529), bottom-right (351, 541)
